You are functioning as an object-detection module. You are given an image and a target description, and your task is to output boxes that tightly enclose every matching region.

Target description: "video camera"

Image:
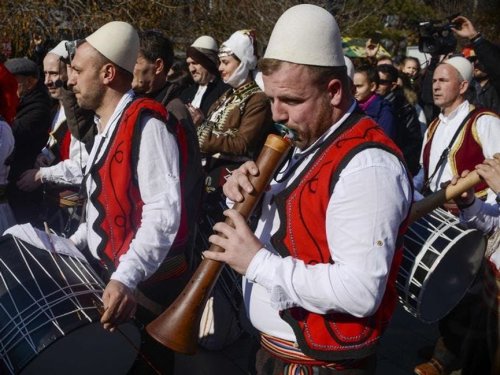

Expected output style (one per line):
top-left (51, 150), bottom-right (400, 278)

top-left (418, 16), bottom-right (460, 56)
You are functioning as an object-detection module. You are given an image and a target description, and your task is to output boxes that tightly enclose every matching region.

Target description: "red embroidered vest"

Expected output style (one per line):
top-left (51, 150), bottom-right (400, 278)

top-left (90, 98), bottom-right (188, 275)
top-left (422, 106), bottom-right (497, 197)
top-left (271, 114), bottom-right (410, 361)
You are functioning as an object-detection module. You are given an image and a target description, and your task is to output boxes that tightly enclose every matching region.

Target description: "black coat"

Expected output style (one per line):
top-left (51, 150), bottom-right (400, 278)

top-left (7, 81), bottom-right (51, 223)
top-left (385, 88), bottom-right (423, 175)
top-left (179, 77), bottom-right (230, 117)
top-left (472, 37), bottom-right (500, 107)
top-left (9, 81), bottom-right (51, 179)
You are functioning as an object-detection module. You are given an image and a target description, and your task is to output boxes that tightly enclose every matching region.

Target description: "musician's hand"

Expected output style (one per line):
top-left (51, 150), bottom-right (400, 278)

top-left (186, 103), bottom-right (204, 126)
top-left (101, 280), bottom-right (136, 332)
top-left (476, 153), bottom-right (500, 194)
top-left (35, 153), bottom-right (51, 168)
top-left (204, 209), bottom-right (263, 275)
top-left (450, 170), bottom-right (475, 207)
top-left (222, 161), bottom-right (259, 202)
top-left (17, 169), bottom-right (42, 192)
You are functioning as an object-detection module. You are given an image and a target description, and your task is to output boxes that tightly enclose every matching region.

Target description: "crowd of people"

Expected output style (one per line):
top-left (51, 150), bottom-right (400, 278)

top-left (0, 4), bottom-right (498, 375)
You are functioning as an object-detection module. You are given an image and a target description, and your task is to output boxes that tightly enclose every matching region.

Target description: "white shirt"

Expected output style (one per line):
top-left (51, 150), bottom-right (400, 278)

top-left (191, 85), bottom-right (208, 109)
top-left (460, 199), bottom-right (500, 268)
top-left (39, 103), bottom-right (89, 185)
top-left (49, 104), bottom-right (66, 141)
top-left (39, 135), bottom-right (89, 186)
top-left (70, 91), bottom-right (181, 290)
top-left (243, 102), bottom-right (413, 342)
top-left (413, 100), bottom-right (500, 203)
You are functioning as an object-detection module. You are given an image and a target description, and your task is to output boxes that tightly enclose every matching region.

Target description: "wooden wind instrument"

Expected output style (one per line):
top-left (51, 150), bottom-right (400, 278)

top-left (146, 133), bottom-right (293, 354)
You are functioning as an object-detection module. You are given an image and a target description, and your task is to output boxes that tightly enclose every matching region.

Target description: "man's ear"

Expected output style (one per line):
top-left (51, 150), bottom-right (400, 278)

top-left (154, 58), bottom-right (165, 75)
top-left (327, 79), bottom-right (343, 106)
top-left (459, 80), bottom-right (469, 95)
top-left (102, 63), bottom-right (116, 84)
top-left (27, 76), bottom-right (39, 90)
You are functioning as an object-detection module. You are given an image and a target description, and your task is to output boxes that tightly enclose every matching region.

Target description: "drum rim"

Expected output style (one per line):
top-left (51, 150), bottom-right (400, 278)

top-left (397, 208), bottom-right (487, 322)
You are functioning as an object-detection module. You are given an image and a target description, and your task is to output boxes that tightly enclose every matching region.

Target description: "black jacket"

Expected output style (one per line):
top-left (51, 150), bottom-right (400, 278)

top-left (472, 36), bottom-right (500, 106)
top-left (9, 81), bottom-right (51, 179)
top-left (385, 88), bottom-right (423, 175)
top-left (179, 77), bottom-right (230, 117)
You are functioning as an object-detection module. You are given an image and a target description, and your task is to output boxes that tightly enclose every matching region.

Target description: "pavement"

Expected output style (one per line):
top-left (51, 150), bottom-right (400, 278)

top-left (377, 304), bottom-right (440, 374)
top-left (174, 303), bottom-right (443, 375)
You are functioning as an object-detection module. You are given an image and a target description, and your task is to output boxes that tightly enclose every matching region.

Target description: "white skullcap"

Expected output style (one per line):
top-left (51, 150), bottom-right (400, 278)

top-left (264, 4), bottom-right (345, 67)
top-left (443, 56), bottom-right (473, 82)
top-left (219, 30), bottom-right (257, 70)
top-left (49, 40), bottom-right (69, 59)
top-left (344, 56), bottom-right (355, 80)
top-left (86, 21), bottom-right (139, 73)
top-left (192, 36), bottom-right (218, 52)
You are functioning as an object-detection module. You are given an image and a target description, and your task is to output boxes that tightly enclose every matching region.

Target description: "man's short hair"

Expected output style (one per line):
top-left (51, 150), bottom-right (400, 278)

top-left (259, 58), bottom-right (348, 89)
top-left (376, 64), bottom-right (399, 83)
top-left (139, 31), bottom-right (174, 72)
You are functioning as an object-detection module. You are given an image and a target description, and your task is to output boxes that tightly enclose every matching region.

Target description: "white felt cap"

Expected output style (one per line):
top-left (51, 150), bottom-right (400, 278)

top-left (49, 40), bottom-right (69, 59)
top-left (344, 56), bottom-right (355, 80)
top-left (444, 56), bottom-right (473, 82)
top-left (264, 4), bottom-right (345, 67)
top-left (86, 21), bottom-right (139, 73)
top-left (192, 36), bottom-right (218, 52)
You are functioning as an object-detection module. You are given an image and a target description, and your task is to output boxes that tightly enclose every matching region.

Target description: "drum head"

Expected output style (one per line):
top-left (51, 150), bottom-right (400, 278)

top-left (21, 322), bottom-right (140, 375)
top-left (418, 229), bottom-right (486, 322)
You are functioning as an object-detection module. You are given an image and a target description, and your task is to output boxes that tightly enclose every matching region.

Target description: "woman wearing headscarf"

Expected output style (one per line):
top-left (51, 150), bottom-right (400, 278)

top-left (194, 30), bottom-right (273, 354)
top-left (197, 29), bottom-right (273, 187)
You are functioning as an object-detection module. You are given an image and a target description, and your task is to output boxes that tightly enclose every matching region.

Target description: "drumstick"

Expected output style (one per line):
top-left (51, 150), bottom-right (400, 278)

top-left (410, 170), bottom-right (482, 223)
top-left (44, 222), bottom-right (56, 253)
top-left (94, 302), bottom-right (162, 375)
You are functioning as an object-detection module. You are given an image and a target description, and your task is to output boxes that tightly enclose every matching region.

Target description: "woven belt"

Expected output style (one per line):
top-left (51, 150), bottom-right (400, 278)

top-left (260, 332), bottom-right (362, 371)
top-left (58, 190), bottom-right (85, 208)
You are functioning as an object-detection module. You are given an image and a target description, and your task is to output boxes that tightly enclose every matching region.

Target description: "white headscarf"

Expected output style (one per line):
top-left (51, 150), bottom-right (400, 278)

top-left (219, 30), bottom-right (257, 88)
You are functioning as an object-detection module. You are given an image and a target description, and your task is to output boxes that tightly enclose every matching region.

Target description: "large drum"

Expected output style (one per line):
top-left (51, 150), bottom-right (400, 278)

top-left (0, 234), bottom-right (140, 375)
top-left (397, 207), bottom-right (486, 323)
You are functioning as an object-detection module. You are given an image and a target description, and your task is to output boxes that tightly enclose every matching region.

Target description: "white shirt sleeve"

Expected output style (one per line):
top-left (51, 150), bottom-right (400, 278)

top-left (70, 221), bottom-right (88, 250)
top-left (110, 116), bottom-right (181, 289)
top-left (39, 136), bottom-right (88, 185)
top-left (246, 149), bottom-right (412, 317)
top-left (476, 115), bottom-right (500, 160)
top-left (459, 198), bottom-right (500, 234)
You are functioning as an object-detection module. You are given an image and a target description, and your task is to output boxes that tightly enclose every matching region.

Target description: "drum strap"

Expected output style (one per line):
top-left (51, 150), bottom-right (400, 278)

top-left (423, 109), bottom-right (476, 194)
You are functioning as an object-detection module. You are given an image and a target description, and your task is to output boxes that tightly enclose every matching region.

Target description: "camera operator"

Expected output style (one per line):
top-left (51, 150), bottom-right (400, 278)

top-left (452, 16), bottom-right (500, 111)
top-left (417, 18), bottom-right (459, 124)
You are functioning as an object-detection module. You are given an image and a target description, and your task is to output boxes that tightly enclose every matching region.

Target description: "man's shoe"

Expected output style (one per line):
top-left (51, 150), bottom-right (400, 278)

top-left (414, 358), bottom-right (446, 375)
